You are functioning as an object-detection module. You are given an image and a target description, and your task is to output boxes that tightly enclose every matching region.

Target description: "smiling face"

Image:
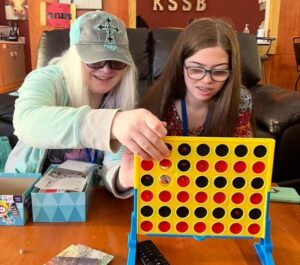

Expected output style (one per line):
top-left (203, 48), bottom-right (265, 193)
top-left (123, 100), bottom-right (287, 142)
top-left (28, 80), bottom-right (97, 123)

top-left (184, 46), bottom-right (229, 104)
top-left (82, 62), bottom-right (126, 96)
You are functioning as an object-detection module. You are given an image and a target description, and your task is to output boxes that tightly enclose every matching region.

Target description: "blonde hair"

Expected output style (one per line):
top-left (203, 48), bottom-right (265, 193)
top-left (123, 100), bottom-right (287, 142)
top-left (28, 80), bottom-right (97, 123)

top-left (57, 46), bottom-right (137, 110)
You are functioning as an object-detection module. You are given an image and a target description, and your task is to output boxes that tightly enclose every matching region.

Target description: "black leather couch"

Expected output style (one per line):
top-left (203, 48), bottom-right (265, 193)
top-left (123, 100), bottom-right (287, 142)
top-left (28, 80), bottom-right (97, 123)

top-left (1, 28), bottom-right (300, 191)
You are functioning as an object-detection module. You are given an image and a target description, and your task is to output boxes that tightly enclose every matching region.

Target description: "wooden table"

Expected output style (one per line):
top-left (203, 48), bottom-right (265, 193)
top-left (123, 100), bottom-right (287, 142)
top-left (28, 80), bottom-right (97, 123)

top-left (1, 188), bottom-right (300, 265)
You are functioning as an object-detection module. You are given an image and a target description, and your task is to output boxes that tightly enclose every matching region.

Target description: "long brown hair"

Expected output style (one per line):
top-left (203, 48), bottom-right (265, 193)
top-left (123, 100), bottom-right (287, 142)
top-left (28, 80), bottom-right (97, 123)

top-left (142, 18), bottom-right (241, 136)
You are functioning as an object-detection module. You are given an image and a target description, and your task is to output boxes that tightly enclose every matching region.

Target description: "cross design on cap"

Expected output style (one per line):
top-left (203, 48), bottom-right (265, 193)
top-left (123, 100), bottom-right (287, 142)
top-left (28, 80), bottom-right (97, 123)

top-left (97, 16), bottom-right (120, 51)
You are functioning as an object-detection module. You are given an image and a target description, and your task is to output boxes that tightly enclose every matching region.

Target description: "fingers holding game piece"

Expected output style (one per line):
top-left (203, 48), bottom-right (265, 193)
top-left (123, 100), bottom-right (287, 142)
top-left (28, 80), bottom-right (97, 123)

top-left (111, 109), bottom-right (170, 161)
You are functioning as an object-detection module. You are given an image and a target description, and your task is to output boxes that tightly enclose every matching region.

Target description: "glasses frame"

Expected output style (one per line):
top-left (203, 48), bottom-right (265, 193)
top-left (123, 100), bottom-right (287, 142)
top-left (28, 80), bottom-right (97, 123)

top-left (184, 65), bottom-right (231, 82)
top-left (86, 60), bottom-right (128, 70)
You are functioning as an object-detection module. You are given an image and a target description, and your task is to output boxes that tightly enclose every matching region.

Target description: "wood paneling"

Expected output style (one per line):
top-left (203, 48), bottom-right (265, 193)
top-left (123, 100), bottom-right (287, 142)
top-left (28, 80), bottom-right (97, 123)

top-left (266, 0), bottom-right (300, 90)
top-left (267, 55), bottom-right (298, 89)
top-left (103, 0), bottom-right (129, 26)
top-left (28, 0), bottom-right (56, 70)
top-left (137, 0), bottom-right (265, 31)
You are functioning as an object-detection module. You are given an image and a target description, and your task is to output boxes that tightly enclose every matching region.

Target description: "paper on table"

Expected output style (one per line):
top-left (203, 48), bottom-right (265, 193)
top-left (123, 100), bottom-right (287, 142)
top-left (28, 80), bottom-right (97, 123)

top-left (56, 244), bottom-right (114, 264)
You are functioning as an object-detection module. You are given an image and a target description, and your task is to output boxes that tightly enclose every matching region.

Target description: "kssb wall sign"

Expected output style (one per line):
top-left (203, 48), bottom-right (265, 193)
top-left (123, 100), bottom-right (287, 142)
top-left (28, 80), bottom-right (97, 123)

top-left (153, 0), bottom-right (207, 11)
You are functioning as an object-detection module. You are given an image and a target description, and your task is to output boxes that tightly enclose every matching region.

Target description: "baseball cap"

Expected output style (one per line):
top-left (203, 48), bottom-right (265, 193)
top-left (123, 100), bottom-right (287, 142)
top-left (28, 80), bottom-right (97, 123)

top-left (70, 10), bottom-right (133, 65)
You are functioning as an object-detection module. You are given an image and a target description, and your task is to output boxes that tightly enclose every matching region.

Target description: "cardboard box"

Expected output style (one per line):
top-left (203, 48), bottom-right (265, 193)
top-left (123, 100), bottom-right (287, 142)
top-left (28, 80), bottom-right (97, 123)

top-left (0, 173), bottom-right (41, 226)
top-left (31, 167), bottom-right (94, 222)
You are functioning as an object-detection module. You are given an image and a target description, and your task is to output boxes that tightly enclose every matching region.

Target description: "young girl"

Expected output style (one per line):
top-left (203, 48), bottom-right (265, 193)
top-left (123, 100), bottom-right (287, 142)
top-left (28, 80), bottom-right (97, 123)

top-left (142, 18), bottom-right (253, 137)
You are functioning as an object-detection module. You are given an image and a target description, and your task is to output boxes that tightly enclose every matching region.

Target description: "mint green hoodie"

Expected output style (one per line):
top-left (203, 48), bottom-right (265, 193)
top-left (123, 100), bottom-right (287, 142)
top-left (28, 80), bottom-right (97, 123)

top-left (5, 64), bottom-right (132, 198)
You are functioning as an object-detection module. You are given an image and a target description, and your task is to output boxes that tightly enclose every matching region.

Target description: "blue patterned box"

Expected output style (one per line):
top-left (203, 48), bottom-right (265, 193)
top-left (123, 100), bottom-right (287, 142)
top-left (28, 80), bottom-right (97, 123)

top-left (0, 173), bottom-right (41, 226)
top-left (31, 168), bottom-right (94, 222)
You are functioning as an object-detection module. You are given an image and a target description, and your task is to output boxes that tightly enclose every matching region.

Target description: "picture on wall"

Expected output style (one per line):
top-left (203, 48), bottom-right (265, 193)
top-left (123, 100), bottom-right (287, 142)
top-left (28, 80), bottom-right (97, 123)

top-left (4, 0), bottom-right (28, 20)
top-left (58, 0), bottom-right (102, 10)
top-left (40, 2), bottom-right (76, 29)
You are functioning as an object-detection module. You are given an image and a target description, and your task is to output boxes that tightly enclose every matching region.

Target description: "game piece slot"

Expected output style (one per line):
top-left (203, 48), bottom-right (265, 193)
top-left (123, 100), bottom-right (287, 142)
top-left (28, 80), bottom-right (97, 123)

top-left (251, 177), bottom-right (264, 189)
top-left (194, 207), bottom-right (207, 218)
top-left (176, 221), bottom-right (189, 232)
top-left (195, 176), bottom-right (208, 188)
top-left (140, 221), bottom-right (153, 232)
top-left (215, 160), bottom-right (228, 172)
top-left (141, 190), bottom-right (153, 202)
top-left (178, 143), bottom-right (191, 156)
top-left (141, 174), bottom-right (154, 187)
top-left (194, 222), bottom-right (206, 233)
top-left (159, 175), bottom-right (172, 186)
top-left (196, 144), bottom-right (210, 156)
top-left (232, 177), bottom-right (246, 189)
top-left (213, 192), bottom-right (226, 203)
top-left (212, 222), bottom-right (224, 233)
top-left (230, 223), bottom-right (242, 234)
top-left (141, 160), bottom-right (154, 171)
top-left (252, 161), bottom-right (265, 174)
top-left (159, 159), bottom-right (172, 170)
top-left (177, 175), bottom-right (190, 187)
top-left (177, 159), bottom-right (191, 171)
top-left (196, 160), bottom-right (209, 172)
top-left (195, 191), bottom-right (208, 203)
top-left (254, 145), bottom-right (267, 157)
top-left (176, 206), bottom-right (189, 218)
top-left (177, 191), bottom-right (190, 203)
top-left (212, 207), bottom-right (225, 219)
top-left (233, 161), bottom-right (247, 173)
top-left (234, 144), bottom-right (248, 157)
top-left (249, 208), bottom-right (262, 220)
top-left (250, 193), bottom-right (263, 204)
top-left (166, 143), bottom-right (173, 151)
top-left (231, 208), bottom-right (243, 219)
top-left (158, 221), bottom-right (171, 232)
top-left (141, 206), bottom-right (153, 217)
top-left (231, 192), bottom-right (244, 204)
top-left (159, 191), bottom-right (172, 202)
top-left (159, 206), bottom-right (171, 217)
top-left (215, 144), bottom-right (229, 157)
top-left (248, 223), bottom-right (260, 235)
top-left (214, 176), bottom-right (227, 188)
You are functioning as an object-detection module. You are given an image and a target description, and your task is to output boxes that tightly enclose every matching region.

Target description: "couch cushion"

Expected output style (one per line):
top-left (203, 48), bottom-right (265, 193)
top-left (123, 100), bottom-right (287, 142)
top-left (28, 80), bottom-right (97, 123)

top-left (0, 93), bottom-right (17, 123)
top-left (237, 33), bottom-right (262, 88)
top-left (127, 28), bottom-right (150, 80)
top-left (251, 85), bottom-right (300, 135)
top-left (36, 29), bottom-right (70, 68)
top-left (151, 28), bottom-right (182, 79)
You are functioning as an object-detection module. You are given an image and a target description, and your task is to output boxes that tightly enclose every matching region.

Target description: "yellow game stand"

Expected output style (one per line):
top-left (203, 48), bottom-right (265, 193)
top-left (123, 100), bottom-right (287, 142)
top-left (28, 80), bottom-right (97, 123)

top-left (127, 136), bottom-right (275, 265)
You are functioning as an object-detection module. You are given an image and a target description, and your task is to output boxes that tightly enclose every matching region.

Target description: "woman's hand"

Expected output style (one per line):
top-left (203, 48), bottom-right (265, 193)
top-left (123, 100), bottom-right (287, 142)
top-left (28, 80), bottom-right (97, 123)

top-left (117, 149), bottom-right (135, 189)
top-left (111, 109), bottom-right (169, 161)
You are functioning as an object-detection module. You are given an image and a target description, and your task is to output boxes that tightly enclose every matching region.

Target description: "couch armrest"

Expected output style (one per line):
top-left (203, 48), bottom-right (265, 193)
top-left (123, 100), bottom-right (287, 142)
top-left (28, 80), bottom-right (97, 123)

top-left (251, 85), bottom-right (300, 135)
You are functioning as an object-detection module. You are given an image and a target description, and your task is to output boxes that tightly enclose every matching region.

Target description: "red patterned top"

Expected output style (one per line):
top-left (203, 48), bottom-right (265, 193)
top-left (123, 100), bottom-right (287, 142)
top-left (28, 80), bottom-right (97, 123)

top-left (164, 88), bottom-right (252, 137)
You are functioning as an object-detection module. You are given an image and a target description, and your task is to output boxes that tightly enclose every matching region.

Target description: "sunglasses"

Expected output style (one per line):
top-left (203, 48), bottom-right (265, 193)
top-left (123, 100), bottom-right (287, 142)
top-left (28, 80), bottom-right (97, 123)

top-left (86, 60), bottom-right (128, 70)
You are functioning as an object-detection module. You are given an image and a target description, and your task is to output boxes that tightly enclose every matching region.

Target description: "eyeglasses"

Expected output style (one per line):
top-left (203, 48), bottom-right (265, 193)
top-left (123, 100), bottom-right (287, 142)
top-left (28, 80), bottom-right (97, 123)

top-left (86, 60), bottom-right (128, 70)
top-left (184, 65), bottom-right (231, 82)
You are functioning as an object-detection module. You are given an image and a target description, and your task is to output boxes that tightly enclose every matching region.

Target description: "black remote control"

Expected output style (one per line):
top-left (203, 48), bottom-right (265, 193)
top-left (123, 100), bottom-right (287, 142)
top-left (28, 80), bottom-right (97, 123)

top-left (137, 240), bottom-right (170, 265)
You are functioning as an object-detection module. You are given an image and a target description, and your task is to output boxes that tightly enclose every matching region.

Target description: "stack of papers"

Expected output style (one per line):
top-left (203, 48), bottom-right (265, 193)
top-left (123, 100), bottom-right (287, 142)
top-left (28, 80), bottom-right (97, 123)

top-left (35, 160), bottom-right (96, 192)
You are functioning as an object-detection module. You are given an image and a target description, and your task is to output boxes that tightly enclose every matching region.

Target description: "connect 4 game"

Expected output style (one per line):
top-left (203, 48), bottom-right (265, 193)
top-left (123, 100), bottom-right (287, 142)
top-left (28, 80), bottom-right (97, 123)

top-left (127, 136), bottom-right (276, 265)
